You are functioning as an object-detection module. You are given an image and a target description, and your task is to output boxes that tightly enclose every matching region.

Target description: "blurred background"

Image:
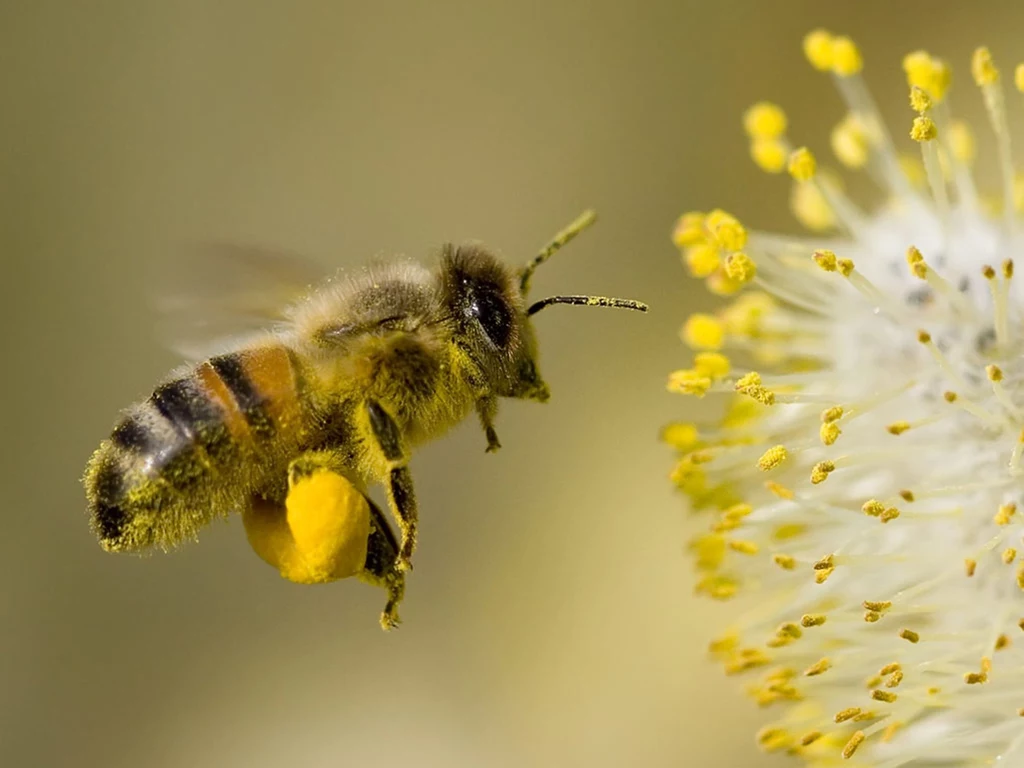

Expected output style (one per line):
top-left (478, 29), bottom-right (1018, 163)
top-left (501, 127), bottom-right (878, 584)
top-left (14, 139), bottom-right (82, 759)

top-left (4, 2), bottom-right (1024, 766)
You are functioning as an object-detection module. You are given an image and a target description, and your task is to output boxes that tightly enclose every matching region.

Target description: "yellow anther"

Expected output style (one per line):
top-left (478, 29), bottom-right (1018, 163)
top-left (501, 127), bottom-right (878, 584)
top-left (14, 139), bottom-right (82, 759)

top-left (683, 243), bottom-right (721, 278)
top-left (776, 622), bottom-right (803, 639)
top-left (743, 102), bottom-right (788, 139)
top-left (805, 658), bottom-right (831, 676)
top-left (787, 147), bottom-right (816, 181)
top-left (810, 460), bottom-right (835, 485)
top-left (729, 540), bottom-right (759, 555)
top-left (906, 244), bottom-right (924, 264)
top-left (837, 258), bottom-right (854, 276)
top-left (814, 554), bottom-right (834, 571)
top-left (917, 330), bottom-right (932, 344)
top-left (880, 507), bottom-right (900, 523)
top-left (660, 422), bottom-right (699, 450)
top-left (966, 558), bottom-right (978, 577)
top-left (995, 502), bottom-right (1017, 525)
top-left (693, 352), bottom-right (730, 379)
top-left (887, 421), bottom-right (911, 435)
top-left (983, 657), bottom-right (994, 674)
top-left (996, 634), bottom-right (1011, 650)
top-left (750, 137), bottom-right (788, 173)
top-left (813, 249), bottom-right (838, 271)
top-left (819, 422), bottom-right (841, 445)
top-left (911, 115), bottom-right (937, 142)
top-left (987, 364), bottom-right (1004, 382)
top-left (820, 406), bottom-right (844, 423)
top-left (773, 554), bottom-right (797, 570)
top-left (815, 568), bottom-right (834, 584)
top-left (909, 85), bottom-right (932, 114)
top-left (757, 445), bottom-right (788, 471)
top-left (872, 690), bottom-right (898, 703)
top-left (834, 707), bottom-right (861, 724)
top-left (801, 614), bottom-right (827, 627)
top-left (705, 271), bottom-right (742, 297)
top-left (667, 369), bottom-right (711, 397)
top-left (800, 732), bottom-right (822, 747)
top-left (842, 731), bottom-right (866, 759)
top-left (886, 670), bottom-right (905, 688)
top-left (900, 490), bottom-right (915, 502)
top-left (972, 46), bottom-right (999, 86)
top-left (965, 671), bottom-right (989, 685)
top-left (803, 29), bottom-right (833, 71)
top-left (943, 391), bottom-right (958, 403)
top-left (865, 601), bottom-right (892, 614)
top-left (1016, 63), bottom-right (1024, 92)
top-left (773, 523), bottom-right (806, 541)
top-left (755, 727), bottom-right (791, 752)
top-left (1004, 547), bottom-right (1018, 564)
top-left (900, 629), bottom-right (920, 643)
top-left (864, 611), bottom-right (881, 623)
top-left (671, 211), bottom-right (706, 247)
top-left (1018, 562), bottom-right (1024, 590)
top-left (949, 121), bottom-right (975, 164)
top-left (830, 35), bottom-right (862, 76)
top-left (790, 177), bottom-right (835, 231)
top-left (766, 481), bottom-right (794, 500)
top-left (831, 114), bottom-right (868, 169)
top-left (682, 314), bottom-right (724, 350)
top-left (862, 500), bottom-right (885, 517)
top-left (724, 252), bottom-right (756, 284)
top-left (903, 51), bottom-right (951, 101)
top-left (1004, 259), bottom-right (1015, 279)
top-left (706, 209), bottom-right (748, 251)
top-left (983, 264), bottom-right (997, 280)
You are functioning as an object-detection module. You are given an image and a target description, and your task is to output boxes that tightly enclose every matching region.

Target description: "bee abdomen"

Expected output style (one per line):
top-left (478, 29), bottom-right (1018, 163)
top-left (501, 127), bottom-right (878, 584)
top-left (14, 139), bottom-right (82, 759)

top-left (86, 345), bottom-right (306, 552)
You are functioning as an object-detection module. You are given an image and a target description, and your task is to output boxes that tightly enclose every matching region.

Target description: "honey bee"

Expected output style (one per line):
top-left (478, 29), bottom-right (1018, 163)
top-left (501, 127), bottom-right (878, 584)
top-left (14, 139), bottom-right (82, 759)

top-left (83, 211), bottom-right (647, 628)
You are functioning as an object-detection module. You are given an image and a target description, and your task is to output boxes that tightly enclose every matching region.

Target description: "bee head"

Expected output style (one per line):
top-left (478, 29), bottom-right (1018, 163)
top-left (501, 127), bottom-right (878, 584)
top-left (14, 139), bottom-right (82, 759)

top-left (438, 210), bottom-right (647, 403)
top-left (438, 243), bottom-right (548, 401)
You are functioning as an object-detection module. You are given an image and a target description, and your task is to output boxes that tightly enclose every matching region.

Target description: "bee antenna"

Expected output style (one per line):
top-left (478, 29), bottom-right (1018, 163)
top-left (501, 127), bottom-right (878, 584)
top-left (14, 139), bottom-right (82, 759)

top-left (527, 295), bottom-right (649, 316)
top-left (519, 209), bottom-right (598, 295)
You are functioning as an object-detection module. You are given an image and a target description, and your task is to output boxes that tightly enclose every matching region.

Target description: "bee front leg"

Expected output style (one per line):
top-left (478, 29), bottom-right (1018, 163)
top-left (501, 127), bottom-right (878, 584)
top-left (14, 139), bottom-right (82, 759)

top-left (476, 396), bottom-right (501, 453)
top-left (366, 400), bottom-right (418, 572)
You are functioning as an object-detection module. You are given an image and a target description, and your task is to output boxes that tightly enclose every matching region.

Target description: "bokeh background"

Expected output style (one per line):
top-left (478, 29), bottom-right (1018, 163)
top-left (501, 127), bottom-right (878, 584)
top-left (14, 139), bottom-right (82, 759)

top-left (5, 2), bottom-right (1024, 766)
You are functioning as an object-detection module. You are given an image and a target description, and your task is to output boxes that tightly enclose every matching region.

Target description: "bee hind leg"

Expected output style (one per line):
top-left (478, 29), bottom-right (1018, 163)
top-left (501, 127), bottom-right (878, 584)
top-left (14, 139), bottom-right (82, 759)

top-left (358, 498), bottom-right (407, 631)
top-left (366, 400), bottom-right (418, 572)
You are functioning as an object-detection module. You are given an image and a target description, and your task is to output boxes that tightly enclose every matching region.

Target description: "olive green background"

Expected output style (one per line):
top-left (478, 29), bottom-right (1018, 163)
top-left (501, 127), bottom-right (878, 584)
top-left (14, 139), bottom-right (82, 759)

top-left (4, 2), bottom-right (1023, 766)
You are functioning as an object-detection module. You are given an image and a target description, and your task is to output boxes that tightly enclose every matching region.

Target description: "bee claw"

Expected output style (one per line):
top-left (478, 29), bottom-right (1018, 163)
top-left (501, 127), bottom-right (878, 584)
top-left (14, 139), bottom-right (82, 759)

top-left (396, 556), bottom-right (413, 572)
top-left (380, 611), bottom-right (402, 631)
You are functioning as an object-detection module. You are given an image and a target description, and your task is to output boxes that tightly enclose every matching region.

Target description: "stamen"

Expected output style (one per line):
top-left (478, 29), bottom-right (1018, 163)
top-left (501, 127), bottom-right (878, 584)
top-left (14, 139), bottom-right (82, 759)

top-left (972, 47), bottom-right (1015, 232)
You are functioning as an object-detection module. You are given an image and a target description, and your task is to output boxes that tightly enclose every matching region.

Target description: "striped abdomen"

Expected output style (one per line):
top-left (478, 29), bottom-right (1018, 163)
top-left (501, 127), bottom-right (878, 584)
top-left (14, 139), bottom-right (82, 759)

top-left (85, 345), bottom-right (310, 552)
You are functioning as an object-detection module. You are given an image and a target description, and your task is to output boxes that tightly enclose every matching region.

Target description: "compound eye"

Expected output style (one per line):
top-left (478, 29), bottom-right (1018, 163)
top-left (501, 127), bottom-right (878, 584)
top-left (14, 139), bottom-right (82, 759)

top-left (469, 285), bottom-right (513, 348)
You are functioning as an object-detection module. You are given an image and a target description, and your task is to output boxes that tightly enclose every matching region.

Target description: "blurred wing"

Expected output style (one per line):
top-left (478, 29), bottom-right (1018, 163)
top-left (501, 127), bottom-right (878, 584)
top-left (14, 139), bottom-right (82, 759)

top-left (154, 242), bottom-right (330, 360)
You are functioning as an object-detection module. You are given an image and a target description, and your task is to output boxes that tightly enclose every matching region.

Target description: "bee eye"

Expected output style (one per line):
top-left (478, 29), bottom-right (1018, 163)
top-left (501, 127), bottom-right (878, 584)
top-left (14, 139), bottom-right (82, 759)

top-left (469, 286), bottom-right (512, 347)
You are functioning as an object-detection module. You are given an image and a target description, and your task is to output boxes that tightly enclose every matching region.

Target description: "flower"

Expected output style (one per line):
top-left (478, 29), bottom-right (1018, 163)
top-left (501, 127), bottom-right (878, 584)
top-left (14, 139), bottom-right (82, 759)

top-left (669, 30), bottom-right (1024, 765)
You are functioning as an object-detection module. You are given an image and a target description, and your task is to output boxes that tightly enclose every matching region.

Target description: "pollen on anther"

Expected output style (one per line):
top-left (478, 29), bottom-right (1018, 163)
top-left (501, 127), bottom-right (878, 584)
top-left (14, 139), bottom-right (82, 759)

top-left (805, 658), bottom-right (832, 676)
top-left (788, 147), bottom-right (817, 181)
top-left (872, 690), bottom-right (897, 703)
top-left (911, 116), bottom-right (937, 142)
top-left (834, 707), bottom-right (861, 723)
top-left (801, 614), bottom-right (827, 627)
top-left (887, 421), bottom-right (911, 435)
top-left (900, 629), bottom-right (920, 643)
top-left (972, 46), bottom-right (1000, 86)
top-left (773, 554), bottom-right (797, 570)
top-left (758, 445), bottom-right (788, 471)
top-left (810, 461), bottom-right (835, 485)
top-left (966, 559), bottom-right (978, 577)
top-left (909, 85), bottom-right (932, 114)
top-left (842, 731), bottom-right (866, 759)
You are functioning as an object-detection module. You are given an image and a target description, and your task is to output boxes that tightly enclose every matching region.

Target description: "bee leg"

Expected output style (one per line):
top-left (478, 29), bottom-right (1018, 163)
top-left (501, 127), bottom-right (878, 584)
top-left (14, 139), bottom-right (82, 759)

top-left (476, 396), bottom-right (501, 453)
top-left (358, 497), bottom-right (407, 631)
top-left (366, 400), bottom-right (418, 572)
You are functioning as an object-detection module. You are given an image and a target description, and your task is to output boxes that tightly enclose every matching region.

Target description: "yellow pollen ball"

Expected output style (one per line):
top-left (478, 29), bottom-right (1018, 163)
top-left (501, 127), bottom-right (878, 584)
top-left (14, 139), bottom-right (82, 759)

top-left (660, 422), bottom-right (699, 450)
top-left (837, 258), bottom-right (854, 276)
top-left (810, 461), bottom-right (835, 485)
top-left (803, 29), bottom-right (833, 71)
top-left (887, 421), bottom-right (911, 435)
top-left (820, 422), bottom-right (840, 445)
top-left (909, 85), bottom-right (932, 114)
top-left (758, 445), bottom-right (788, 471)
top-left (972, 46), bottom-right (999, 86)
top-left (682, 314), bottom-right (725, 350)
top-left (831, 115), bottom-right (868, 169)
top-left (911, 115), bottom-right (937, 142)
top-left (705, 209), bottom-right (747, 250)
top-left (725, 252), bottom-right (757, 283)
top-left (667, 369), bottom-right (711, 397)
top-left (790, 178), bottom-right (835, 231)
top-left (693, 352), bottom-right (730, 379)
top-left (813, 249), bottom-right (838, 272)
top-left (743, 102), bottom-right (788, 139)
top-left (830, 36), bottom-right (863, 76)
top-left (684, 243), bottom-right (721, 278)
top-left (751, 137), bottom-right (788, 173)
top-left (788, 147), bottom-right (816, 181)
top-left (672, 212), bottom-right (706, 247)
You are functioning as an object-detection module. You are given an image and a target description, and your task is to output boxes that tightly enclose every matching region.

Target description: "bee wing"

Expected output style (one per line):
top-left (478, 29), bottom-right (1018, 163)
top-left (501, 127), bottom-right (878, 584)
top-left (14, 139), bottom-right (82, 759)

top-left (154, 242), bottom-right (331, 360)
